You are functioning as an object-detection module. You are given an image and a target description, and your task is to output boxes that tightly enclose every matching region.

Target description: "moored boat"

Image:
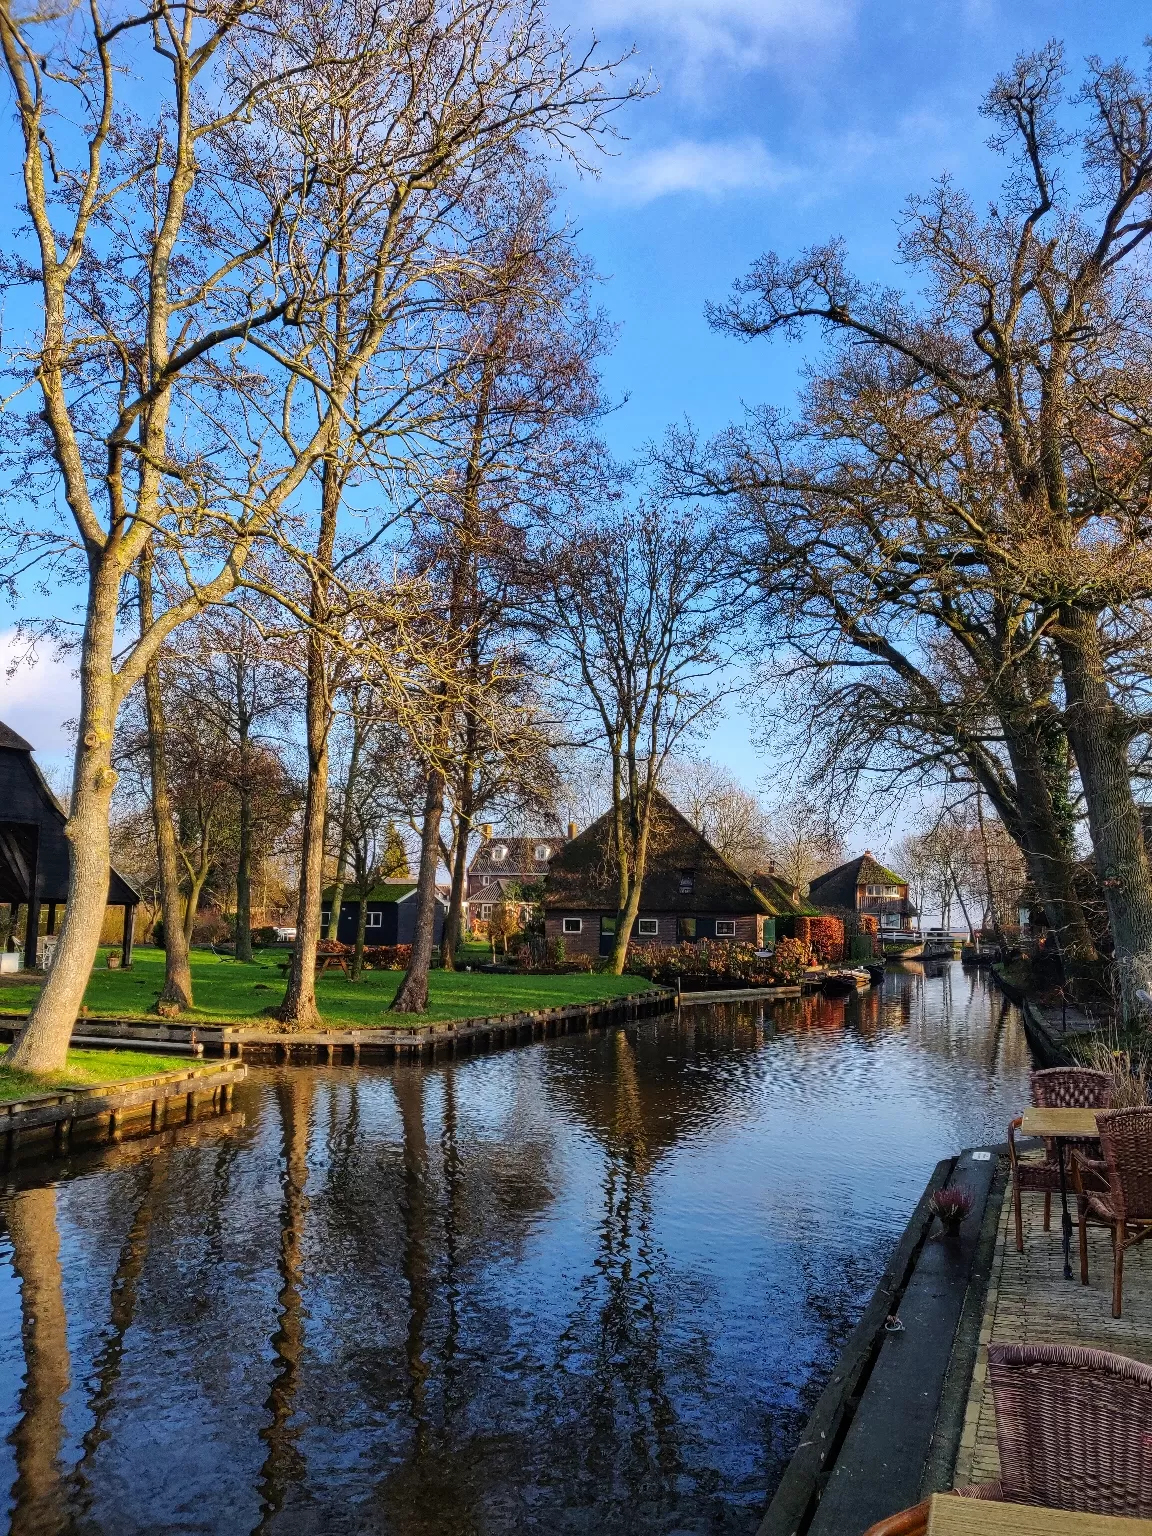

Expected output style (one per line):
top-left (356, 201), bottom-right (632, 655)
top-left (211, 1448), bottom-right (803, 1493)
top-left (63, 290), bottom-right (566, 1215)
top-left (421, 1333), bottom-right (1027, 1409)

top-left (823, 968), bottom-right (872, 995)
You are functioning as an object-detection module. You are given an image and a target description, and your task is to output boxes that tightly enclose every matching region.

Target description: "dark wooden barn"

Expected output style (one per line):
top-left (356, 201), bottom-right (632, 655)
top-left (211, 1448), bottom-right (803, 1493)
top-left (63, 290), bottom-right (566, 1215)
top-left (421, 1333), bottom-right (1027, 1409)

top-left (0, 721), bottom-right (140, 969)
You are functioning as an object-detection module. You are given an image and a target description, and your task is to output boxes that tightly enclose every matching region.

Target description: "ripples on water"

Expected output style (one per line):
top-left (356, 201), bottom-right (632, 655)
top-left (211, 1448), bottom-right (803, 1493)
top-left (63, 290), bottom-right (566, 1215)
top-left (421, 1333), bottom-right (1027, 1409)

top-left (0, 963), bottom-right (1031, 1536)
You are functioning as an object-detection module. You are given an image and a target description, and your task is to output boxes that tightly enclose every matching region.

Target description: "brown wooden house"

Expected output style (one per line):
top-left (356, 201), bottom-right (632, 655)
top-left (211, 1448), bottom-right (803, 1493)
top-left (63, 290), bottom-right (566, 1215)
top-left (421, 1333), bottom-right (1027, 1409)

top-left (543, 793), bottom-right (817, 959)
top-left (807, 851), bottom-right (918, 937)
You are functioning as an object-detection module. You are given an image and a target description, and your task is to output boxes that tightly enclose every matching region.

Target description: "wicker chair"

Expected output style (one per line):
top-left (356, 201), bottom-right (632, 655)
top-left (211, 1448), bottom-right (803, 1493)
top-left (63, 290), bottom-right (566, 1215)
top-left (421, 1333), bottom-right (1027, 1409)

top-left (1071, 1105), bottom-right (1152, 1318)
top-left (1007, 1067), bottom-right (1113, 1252)
top-left (861, 1342), bottom-right (1152, 1535)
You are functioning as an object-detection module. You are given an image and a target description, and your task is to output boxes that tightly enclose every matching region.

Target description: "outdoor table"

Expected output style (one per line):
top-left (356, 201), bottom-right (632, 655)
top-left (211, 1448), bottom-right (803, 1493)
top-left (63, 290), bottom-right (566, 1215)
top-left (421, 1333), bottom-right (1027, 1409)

top-left (926, 1493), bottom-right (1152, 1534)
top-left (316, 953), bottom-right (350, 977)
top-left (1020, 1107), bottom-right (1101, 1280)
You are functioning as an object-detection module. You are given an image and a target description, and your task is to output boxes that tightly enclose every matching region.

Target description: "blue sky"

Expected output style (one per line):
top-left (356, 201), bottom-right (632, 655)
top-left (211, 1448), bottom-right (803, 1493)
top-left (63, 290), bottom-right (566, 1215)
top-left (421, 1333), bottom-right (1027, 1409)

top-left (3, 0), bottom-right (1149, 848)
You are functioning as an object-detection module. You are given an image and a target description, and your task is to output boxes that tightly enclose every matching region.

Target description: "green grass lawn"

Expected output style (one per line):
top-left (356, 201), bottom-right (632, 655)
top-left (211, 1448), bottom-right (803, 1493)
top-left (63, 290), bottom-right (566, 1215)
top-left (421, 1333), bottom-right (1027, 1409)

top-left (0, 1045), bottom-right (188, 1103)
top-left (0, 947), bottom-right (656, 1029)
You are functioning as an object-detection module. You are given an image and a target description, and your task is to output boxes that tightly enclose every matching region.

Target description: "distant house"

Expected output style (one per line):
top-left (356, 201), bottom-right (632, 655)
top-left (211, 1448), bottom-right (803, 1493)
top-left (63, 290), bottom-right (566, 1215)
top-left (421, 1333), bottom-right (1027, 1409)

top-left (466, 825), bottom-right (576, 931)
top-left (321, 880), bottom-right (447, 946)
top-left (543, 793), bottom-right (815, 959)
top-left (807, 852), bottom-right (918, 937)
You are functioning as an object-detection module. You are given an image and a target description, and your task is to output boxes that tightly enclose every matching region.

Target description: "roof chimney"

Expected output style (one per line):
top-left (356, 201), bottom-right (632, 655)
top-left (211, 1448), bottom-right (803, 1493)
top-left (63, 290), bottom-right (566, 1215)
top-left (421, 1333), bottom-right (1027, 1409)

top-left (480, 823), bottom-right (492, 841)
top-left (567, 821), bottom-right (578, 841)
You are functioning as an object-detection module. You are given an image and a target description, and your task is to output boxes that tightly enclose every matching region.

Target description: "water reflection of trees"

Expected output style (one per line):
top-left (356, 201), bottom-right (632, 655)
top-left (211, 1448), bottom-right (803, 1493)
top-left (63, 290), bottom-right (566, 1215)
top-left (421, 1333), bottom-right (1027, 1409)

top-left (255, 1077), bottom-right (312, 1531)
top-left (6, 1184), bottom-right (71, 1536)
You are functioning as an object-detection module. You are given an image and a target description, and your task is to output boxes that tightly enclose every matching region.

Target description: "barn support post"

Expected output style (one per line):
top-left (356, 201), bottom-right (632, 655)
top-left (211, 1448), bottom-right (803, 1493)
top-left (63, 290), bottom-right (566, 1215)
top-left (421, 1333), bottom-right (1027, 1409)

top-left (6, 904), bottom-right (17, 953)
top-left (121, 904), bottom-right (136, 969)
top-left (23, 836), bottom-right (40, 970)
top-left (46, 903), bottom-right (57, 935)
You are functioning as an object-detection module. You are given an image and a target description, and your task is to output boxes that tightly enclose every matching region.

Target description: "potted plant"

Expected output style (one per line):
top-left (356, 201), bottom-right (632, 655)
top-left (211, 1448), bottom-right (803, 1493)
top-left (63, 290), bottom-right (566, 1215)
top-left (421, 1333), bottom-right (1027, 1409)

top-left (928, 1187), bottom-right (973, 1236)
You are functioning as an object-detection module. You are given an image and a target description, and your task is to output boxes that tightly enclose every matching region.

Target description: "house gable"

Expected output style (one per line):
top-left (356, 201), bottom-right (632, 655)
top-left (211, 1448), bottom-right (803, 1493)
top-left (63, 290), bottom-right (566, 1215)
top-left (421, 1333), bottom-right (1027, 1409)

top-left (543, 793), bottom-right (773, 917)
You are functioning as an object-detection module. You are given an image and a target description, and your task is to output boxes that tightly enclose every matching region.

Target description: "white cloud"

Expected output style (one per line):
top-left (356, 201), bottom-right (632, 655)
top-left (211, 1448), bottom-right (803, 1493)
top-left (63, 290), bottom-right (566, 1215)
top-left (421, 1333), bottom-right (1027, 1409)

top-left (593, 135), bottom-right (798, 203)
top-left (0, 630), bottom-right (78, 763)
top-left (575, 0), bottom-right (855, 70)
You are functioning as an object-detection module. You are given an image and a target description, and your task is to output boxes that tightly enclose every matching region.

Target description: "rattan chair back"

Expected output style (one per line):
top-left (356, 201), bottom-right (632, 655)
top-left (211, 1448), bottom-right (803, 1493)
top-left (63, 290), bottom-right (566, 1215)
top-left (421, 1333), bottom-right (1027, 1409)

top-left (988, 1342), bottom-right (1152, 1516)
top-left (1030, 1068), bottom-right (1113, 1110)
top-left (1096, 1107), bottom-right (1152, 1221)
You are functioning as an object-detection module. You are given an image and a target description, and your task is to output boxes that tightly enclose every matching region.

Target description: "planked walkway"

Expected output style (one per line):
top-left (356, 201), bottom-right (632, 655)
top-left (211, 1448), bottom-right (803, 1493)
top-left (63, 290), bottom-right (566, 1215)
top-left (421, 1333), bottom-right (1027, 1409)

top-left (954, 1173), bottom-right (1152, 1487)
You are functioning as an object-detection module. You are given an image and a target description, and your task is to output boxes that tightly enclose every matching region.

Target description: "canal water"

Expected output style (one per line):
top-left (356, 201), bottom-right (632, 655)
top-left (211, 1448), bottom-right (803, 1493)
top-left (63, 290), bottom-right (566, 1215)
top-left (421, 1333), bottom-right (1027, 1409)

top-left (0, 963), bottom-right (1031, 1536)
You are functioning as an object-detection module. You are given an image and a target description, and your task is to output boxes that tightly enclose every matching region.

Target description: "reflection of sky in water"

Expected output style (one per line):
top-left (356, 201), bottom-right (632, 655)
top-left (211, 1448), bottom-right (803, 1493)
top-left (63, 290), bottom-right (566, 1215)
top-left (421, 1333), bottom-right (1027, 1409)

top-left (0, 964), bottom-right (1030, 1535)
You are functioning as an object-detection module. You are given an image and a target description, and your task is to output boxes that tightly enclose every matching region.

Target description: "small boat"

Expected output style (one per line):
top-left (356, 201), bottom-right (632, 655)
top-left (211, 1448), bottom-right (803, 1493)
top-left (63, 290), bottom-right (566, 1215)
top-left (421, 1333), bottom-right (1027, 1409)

top-left (823, 968), bottom-right (872, 995)
top-left (886, 941), bottom-right (924, 961)
top-left (864, 962), bottom-right (886, 984)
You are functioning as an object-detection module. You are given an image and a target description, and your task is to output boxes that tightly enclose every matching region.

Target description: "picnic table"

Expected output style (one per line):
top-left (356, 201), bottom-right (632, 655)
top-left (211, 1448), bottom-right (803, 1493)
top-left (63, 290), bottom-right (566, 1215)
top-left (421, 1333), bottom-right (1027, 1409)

top-left (1020, 1107), bottom-right (1101, 1279)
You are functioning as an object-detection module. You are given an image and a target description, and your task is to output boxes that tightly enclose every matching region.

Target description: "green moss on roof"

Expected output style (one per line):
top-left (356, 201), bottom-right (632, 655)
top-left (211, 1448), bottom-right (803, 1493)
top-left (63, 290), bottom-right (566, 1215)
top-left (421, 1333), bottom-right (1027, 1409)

top-left (321, 882), bottom-right (417, 903)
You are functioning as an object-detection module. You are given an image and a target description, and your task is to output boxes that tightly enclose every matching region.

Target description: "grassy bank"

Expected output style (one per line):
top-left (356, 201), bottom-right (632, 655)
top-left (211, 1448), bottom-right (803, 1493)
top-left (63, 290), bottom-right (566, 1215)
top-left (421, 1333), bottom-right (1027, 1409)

top-left (0, 948), bottom-right (655, 1028)
top-left (0, 1045), bottom-right (188, 1103)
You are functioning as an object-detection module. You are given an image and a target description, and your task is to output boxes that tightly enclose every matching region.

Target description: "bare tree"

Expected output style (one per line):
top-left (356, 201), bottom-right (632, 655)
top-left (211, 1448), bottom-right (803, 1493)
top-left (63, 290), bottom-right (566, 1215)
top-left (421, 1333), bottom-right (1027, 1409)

top-left (664, 759), bottom-right (773, 873)
top-left (0, 0), bottom-right (640, 1067)
top-left (763, 794), bottom-right (845, 892)
top-left (701, 43), bottom-right (1152, 1013)
top-left (539, 502), bottom-right (743, 974)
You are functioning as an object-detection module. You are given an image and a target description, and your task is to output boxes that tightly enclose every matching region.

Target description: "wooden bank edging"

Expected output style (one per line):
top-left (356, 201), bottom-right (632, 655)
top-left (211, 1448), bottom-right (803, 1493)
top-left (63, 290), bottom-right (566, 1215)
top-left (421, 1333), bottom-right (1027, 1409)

top-left (1, 1059), bottom-right (247, 1163)
top-left (757, 1146), bottom-right (1003, 1536)
top-left (208, 986), bottom-right (675, 1061)
top-left (0, 985), bottom-right (677, 1064)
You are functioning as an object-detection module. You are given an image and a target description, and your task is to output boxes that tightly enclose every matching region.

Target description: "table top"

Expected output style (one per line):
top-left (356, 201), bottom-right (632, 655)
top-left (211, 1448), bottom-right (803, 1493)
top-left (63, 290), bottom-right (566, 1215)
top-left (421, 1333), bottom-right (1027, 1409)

top-left (1020, 1107), bottom-right (1102, 1139)
top-left (927, 1494), bottom-right (1152, 1534)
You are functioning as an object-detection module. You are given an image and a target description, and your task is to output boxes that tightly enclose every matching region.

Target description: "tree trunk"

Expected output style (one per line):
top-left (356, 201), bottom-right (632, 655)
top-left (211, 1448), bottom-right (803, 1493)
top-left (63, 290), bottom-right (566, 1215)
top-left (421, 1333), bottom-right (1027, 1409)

top-left (609, 789), bottom-right (654, 975)
top-left (353, 873), bottom-right (367, 980)
top-left (1057, 606), bottom-right (1152, 1017)
top-left (441, 802), bottom-right (473, 969)
top-left (234, 699), bottom-right (254, 963)
top-left (326, 720), bottom-right (363, 942)
top-left (182, 852), bottom-right (210, 951)
top-left (235, 782), bottom-right (253, 962)
top-left (998, 719), bottom-right (1097, 974)
top-left (8, 571), bottom-right (121, 1072)
top-left (391, 770), bottom-right (445, 1013)
top-left (279, 456), bottom-right (340, 1028)
top-left (139, 551), bottom-right (194, 1010)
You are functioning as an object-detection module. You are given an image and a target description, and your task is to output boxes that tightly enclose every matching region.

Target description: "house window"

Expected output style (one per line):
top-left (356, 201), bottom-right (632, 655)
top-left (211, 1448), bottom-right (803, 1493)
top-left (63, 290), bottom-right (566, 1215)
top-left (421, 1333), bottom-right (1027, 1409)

top-left (563, 917), bottom-right (582, 933)
top-left (678, 916), bottom-right (696, 941)
top-left (482, 904), bottom-right (493, 919)
top-left (637, 918), bottom-right (659, 937)
top-left (366, 910), bottom-right (382, 928)
top-left (715, 919), bottom-right (736, 938)
top-left (881, 913), bottom-right (901, 929)
top-left (678, 868), bottom-right (695, 894)
top-left (482, 874), bottom-right (492, 886)
top-left (491, 845), bottom-right (508, 862)
top-left (534, 844), bottom-right (552, 861)
top-left (600, 916), bottom-right (616, 935)
top-left (321, 908), bottom-right (331, 925)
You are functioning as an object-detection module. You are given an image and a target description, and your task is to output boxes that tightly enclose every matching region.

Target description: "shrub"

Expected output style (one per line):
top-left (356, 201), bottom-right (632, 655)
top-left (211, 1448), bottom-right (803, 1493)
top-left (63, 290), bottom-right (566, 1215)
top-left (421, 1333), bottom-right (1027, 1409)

top-left (152, 919), bottom-right (165, 948)
top-left (250, 926), bottom-right (280, 949)
top-left (191, 912), bottom-right (230, 946)
top-left (807, 916), bottom-right (844, 964)
top-left (769, 936), bottom-right (812, 983)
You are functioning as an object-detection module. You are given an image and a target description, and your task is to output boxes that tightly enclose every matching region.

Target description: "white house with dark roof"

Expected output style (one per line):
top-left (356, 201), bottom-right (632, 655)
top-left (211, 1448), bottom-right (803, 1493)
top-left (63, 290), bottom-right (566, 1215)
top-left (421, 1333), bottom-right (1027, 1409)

top-left (465, 824), bottom-right (577, 931)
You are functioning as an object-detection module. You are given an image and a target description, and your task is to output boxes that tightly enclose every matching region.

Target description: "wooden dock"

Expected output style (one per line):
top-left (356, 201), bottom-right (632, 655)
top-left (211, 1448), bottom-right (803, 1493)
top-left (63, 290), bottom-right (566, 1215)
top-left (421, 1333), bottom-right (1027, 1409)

top-left (1, 1059), bottom-right (247, 1167)
top-left (677, 984), bottom-right (803, 1005)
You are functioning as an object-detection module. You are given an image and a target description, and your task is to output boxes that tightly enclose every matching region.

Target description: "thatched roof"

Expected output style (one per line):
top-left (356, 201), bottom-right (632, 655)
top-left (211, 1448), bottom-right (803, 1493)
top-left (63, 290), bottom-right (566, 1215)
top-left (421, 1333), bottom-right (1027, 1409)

top-left (543, 792), bottom-right (776, 915)
top-left (808, 852), bottom-right (908, 911)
